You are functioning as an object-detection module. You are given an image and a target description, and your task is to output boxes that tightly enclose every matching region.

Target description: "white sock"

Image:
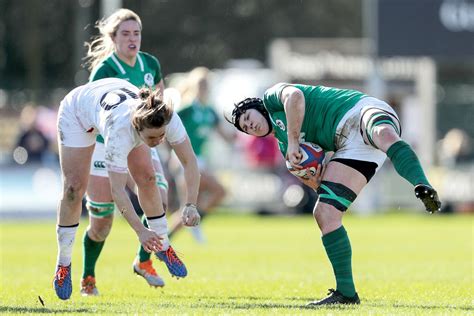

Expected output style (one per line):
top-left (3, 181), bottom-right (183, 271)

top-left (56, 225), bottom-right (78, 266)
top-left (147, 216), bottom-right (170, 251)
top-left (190, 225), bottom-right (206, 243)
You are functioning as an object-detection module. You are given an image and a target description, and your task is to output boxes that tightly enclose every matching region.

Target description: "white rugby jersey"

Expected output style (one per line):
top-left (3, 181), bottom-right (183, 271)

top-left (63, 78), bottom-right (186, 173)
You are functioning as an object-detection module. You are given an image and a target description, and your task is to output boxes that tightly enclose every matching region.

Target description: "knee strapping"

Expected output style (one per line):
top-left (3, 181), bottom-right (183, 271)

top-left (316, 181), bottom-right (357, 212)
top-left (156, 173), bottom-right (168, 191)
top-left (86, 199), bottom-right (115, 218)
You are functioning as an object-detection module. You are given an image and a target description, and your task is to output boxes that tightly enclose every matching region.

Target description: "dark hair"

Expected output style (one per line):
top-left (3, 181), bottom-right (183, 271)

top-left (224, 97), bottom-right (272, 137)
top-left (132, 88), bottom-right (173, 132)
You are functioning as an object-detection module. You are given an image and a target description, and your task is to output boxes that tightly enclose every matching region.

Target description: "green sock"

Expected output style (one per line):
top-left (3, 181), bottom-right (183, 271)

top-left (322, 226), bottom-right (356, 298)
top-left (386, 140), bottom-right (430, 187)
top-left (137, 216), bottom-right (152, 262)
top-left (82, 231), bottom-right (105, 278)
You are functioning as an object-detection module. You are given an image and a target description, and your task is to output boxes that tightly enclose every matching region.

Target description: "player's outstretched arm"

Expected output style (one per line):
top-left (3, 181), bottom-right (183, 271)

top-left (108, 170), bottom-right (162, 252)
top-left (171, 136), bottom-right (201, 226)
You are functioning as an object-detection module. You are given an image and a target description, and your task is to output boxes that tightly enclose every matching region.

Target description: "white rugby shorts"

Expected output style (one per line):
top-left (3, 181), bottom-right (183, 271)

top-left (90, 142), bottom-right (163, 177)
top-left (332, 97), bottom-right (400, 173)
top-left (57, 89), bottom-right (97, 147)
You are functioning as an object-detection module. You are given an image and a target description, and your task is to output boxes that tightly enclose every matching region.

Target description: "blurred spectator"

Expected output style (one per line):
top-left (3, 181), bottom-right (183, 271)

top-left (438, 128), bottom-right (473, 167)
top-left (169, 67), bottom-right (235, 242)
top-left (242, 134), bottom-right (281, 170)
top-left (13, 104), bottom-right (52, 165)
top-left (437, 128), bottom-right (474, 214)
top-left (241, 133), bottom-right (317, 214)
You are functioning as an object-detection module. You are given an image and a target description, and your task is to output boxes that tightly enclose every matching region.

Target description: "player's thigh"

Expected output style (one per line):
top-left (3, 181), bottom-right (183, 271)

top-left (127, 144), bottom-right (155, 186)
top-left (313, 161), bottom-right (367, 229)
top-left (151, 148), bottom-right (169, 206)
top-left (322, 160), bottom-right (368, 195)
top-left (199, 169), bottom-right (224, 192)
top-left (87, 142), bottom-right (113, 201)
top-left (87, 175), bottom-right (113, 201)
top-left (59, 145), bottom-right (95, 194)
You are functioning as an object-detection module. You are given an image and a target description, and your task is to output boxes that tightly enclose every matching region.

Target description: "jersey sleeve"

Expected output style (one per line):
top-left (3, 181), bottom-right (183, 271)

top-left (166, 111), bottom-right (187, 145)
top-left (142, 52), bottom-right (163, 84)
top-left (263, 83), bottom-right (292, 113)
top-left (89, 63), bottom-right (117, 82)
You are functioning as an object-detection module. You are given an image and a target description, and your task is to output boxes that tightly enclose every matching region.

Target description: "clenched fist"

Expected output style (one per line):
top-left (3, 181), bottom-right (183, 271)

top-left (181, 203), bottom-right (200, 226)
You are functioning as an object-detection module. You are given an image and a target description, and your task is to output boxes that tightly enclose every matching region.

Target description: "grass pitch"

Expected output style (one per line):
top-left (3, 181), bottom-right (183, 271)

top-left (0, 212), bottom-right (472, 315)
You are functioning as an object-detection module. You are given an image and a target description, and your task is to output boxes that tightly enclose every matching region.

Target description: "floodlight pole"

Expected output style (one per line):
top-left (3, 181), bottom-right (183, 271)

top-left (363, 0), bottom-right (386, 98)
top-left (101, 0), bottom-right (123, 18)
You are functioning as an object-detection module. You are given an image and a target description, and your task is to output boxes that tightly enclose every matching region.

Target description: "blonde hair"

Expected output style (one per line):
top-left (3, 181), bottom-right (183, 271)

top-left (83, 9), bottom-right (142, 71)
top-left (180, 67), bottom-right (210, 105)
top-left (132, 88), bottom-right (173, 132)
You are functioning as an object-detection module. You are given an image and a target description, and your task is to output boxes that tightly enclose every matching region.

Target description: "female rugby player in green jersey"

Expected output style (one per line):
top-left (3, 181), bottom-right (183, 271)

top-left (170, 67), bottom-right (234, 242)
top-left (227, 83), bottom-right (441, 307)
top-left (81, 9), bottom-right (195, 295)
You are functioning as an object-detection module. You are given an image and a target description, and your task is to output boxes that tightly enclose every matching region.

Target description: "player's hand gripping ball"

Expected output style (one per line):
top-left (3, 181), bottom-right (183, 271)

top-left (286, 142), bottom-right (325, 179)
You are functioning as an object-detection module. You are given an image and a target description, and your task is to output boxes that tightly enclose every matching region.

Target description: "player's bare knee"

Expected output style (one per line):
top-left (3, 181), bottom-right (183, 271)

top-left (63, 181), bottom-right (86, 202)
top-left (89, 218), bottom-right (113, 241)
top-left (372, 125), bottom-right (401, 152)
top-left (136, 172), bottom-right (156, 187)
top-left (313, 202), bottom-right (341, 233)
top-left (93, 225), bottom-right (112, 241)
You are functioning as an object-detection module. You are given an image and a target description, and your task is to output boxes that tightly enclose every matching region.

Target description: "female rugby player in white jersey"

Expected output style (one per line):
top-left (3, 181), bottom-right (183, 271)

top-left (53, 78), bottom-right (200, 300)
top-left (82, 8), bottom-right (172, 294)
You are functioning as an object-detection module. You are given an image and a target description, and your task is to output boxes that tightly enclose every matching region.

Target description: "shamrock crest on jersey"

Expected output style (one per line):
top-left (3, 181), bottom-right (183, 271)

top-left (276, 119), bottom-right (286, 131)
top-left (144, 73), bottom-right (154, 87)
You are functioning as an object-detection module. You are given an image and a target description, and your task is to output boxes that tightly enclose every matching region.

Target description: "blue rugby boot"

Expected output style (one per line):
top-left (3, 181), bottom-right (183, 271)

top-left (155, 246), bottom-right (187, 278)
top-left (53, 264), bottom-right (72, 300)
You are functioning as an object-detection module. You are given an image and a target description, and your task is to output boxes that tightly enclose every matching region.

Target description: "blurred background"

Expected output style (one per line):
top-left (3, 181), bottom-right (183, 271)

top-left (0, 0), bottom-right (473, 218)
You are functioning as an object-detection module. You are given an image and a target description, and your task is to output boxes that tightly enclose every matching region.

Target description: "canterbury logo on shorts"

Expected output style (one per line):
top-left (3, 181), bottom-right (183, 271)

top-left (93, 160), bottom-right (106, 169)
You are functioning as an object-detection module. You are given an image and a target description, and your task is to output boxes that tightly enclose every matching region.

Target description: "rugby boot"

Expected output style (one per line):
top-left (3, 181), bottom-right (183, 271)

top-left (155, 246), bottom-right (187, 278)
top-left (132, 258), bottom-right (165, 287)
top-left (306, 289), bottom-right (360, 307)
top-left (414, 184), bottom-right (441, 213)
top-left (53, 264), bottom-right (72, 300)
top-left (80, 275), bottom-right (99, 296)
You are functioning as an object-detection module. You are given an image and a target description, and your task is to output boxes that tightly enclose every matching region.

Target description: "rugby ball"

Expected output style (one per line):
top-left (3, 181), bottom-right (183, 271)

top-left (286, 142), bottom-right (325, 179)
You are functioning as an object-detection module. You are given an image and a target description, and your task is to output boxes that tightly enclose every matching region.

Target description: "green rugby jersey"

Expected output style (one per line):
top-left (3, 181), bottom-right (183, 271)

top-left (263, 83), bottom-right (366, 156)
top-left (178, 100), bottom-right (219, 157)
top-left (90, 51), bottom-right (163, 143)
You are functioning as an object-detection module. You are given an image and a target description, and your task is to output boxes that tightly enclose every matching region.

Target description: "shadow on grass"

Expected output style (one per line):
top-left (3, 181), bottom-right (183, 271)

top-left (0, 306), bottom-right (91, 314)
top-left (151, 297), bottom-right (474, 311)
top-left (389, 303), bottom-right (472, 311)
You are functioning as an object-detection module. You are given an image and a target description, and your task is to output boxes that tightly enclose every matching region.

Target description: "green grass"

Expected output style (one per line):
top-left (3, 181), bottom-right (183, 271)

top-left (0, 212), bottom-right (473, 315)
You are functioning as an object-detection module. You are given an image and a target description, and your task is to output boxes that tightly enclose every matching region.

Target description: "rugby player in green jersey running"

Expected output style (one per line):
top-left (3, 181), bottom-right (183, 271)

top-left (170, 67), bottom-right (234, 242)
top-left (226, 83), bottom-right (441, 307)
top-left (81, 9), bottom-right (198, 295)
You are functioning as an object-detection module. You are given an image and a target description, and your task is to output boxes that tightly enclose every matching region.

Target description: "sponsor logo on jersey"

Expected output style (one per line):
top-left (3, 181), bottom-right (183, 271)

top-left (93, 160), bottom-right (106, 169)
top-left (144, 73), bottom-right (154, 87)
top-left (276, 119), bottom-right (286, 131)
